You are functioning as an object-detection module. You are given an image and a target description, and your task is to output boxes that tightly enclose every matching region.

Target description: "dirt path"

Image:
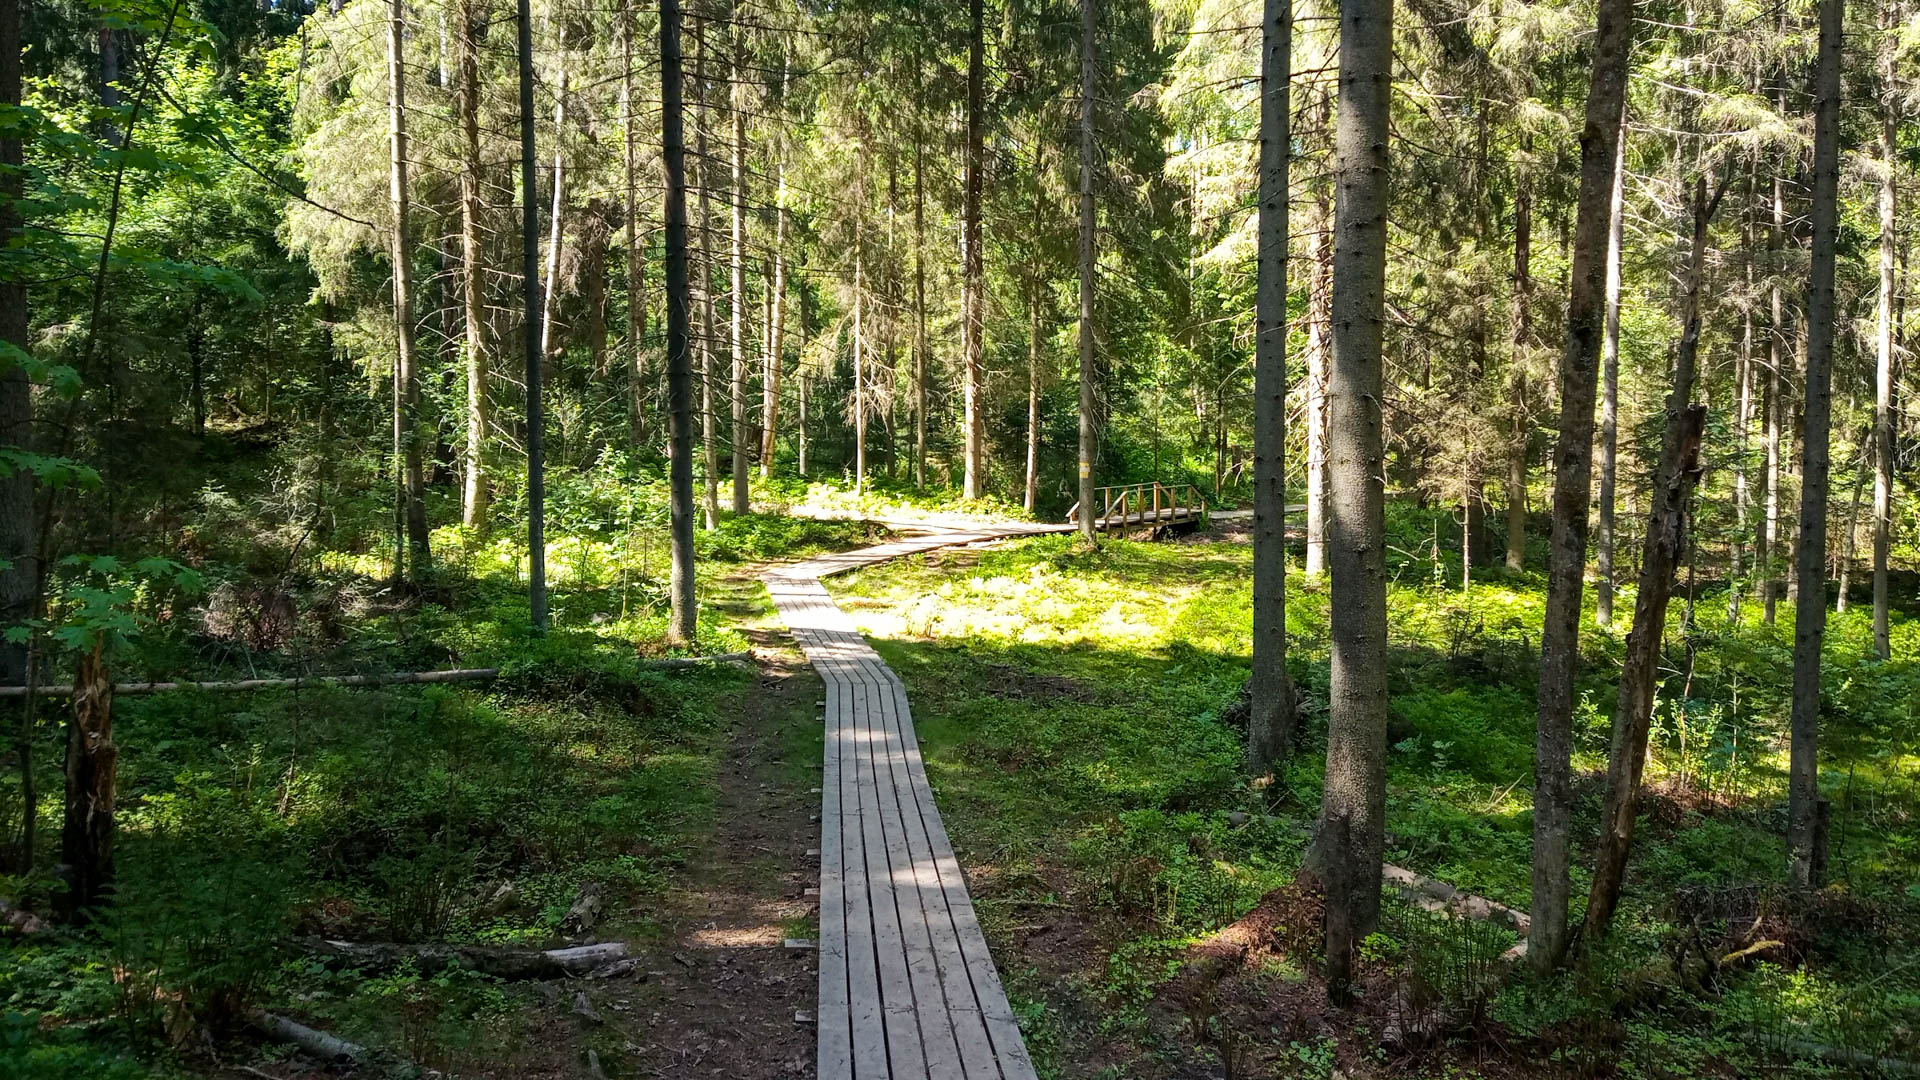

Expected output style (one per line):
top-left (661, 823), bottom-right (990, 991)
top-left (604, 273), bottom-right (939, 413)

top-left (574, 571), bottom-right (824, 1078)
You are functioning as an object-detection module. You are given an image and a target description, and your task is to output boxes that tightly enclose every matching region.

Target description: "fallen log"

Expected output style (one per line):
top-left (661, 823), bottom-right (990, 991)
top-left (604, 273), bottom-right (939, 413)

top-left (1382, 864), bottom-right (1530, 936)
top-left (0, 899), bottom-right (49, 935)
top-left (0, 652), bottom-right (753, 698)
top-left (639, 651), bottom-right (753, 670)
top-left (247, 1010), bottom-right (367, 1066)
top-left (304, 939), bottom-right (627, 980)
top-left (0, 668), bottom-right (501, 698)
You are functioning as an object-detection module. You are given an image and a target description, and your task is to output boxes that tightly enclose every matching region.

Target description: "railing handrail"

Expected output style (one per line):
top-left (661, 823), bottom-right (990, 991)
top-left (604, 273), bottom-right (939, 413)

top-left (1066, 481), bottom-right (1206, 526)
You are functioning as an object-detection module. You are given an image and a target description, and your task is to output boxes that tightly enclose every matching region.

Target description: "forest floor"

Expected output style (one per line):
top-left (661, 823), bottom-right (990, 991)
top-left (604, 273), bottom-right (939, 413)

top-left (607, 569), bottom-right (824, 1079)
top-left (6, 500), bottom-right (1918, 1079)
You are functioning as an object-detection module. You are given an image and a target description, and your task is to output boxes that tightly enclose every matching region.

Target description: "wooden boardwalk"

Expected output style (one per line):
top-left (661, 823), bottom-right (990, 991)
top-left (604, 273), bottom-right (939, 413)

top-left (765, 527), bottom-right (1053, 1080)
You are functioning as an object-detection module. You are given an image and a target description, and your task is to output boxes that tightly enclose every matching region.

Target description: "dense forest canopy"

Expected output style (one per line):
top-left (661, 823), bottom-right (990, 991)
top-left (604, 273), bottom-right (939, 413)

top-left (0, 0), bottom-right (1917, 1072)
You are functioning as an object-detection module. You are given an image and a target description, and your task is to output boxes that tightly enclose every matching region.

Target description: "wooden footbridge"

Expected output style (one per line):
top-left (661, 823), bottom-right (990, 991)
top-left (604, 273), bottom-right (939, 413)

top-left (1066, 481), bottom-right (1208, 531)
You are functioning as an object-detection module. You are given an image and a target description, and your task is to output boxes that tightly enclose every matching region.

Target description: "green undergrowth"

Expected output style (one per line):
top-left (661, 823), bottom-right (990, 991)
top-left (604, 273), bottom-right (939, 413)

top-left (828, 525), bottom-right (1920, 1076)
top-left (764, 473), bottom-right (1036, 523)
top-left (0, 504), bottom-right (876, 1076)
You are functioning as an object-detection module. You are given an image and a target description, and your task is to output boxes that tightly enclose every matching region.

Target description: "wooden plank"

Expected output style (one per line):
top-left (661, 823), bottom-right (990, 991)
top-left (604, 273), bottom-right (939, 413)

top-left (814, 604), bottom-right (854, 1080)
top-left (850, 652), bottom-right (926, 1078)
top-left (861, 654), bottom-right (971, 1080)
top-left (834, 648), bottom-right (888, 1079)
top-left (870, 665), bottom-right (975, 1080)
top-left (889, 680), bottom-right (1040, 1080)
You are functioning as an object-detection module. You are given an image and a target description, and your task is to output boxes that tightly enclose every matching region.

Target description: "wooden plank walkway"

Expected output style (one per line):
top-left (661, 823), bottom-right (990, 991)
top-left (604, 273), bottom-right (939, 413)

top-left (765, 526), bottom-right (1053, 1080)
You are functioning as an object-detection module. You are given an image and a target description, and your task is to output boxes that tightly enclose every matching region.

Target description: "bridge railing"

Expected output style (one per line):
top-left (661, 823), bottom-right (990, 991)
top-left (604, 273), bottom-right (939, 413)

top-left (1065, 482), bottom-right (1206, 529)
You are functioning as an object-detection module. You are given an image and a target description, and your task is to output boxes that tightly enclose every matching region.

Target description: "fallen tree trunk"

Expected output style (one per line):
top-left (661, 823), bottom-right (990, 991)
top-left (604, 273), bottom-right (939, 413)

top-left (0, 668), bottom-right (501, 698)
top-left (247, 1010), bottom-right (368, 1066)
top-left (0, 652), bottom-right (752, 698)
top-left (1382, 864), bottom-right (1530, 936)
top-left (0, 898), bottom-right (49, 934)
top-left (640, 651), bottom-right (752, 669)
top-left (303, 939), bottom-right (627, 980)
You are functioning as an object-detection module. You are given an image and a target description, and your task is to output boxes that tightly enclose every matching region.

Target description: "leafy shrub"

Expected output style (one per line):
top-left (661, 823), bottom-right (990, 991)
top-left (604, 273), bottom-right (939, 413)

top-left (1072, 810), bottom-right (1273, 934)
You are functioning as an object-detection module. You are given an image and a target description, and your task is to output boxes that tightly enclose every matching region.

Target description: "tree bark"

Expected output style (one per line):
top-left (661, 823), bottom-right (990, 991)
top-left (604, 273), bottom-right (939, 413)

top-left (388, 0), bottom-right (429, 579)
top-left (662, 0), bottom-right (696, 645)
top-left (1872, 5), bottom-right (1895, 659)
top-left (1248, 0), bottom-right (1292, 773)
top-left (1318, 0), bottom-right (1393, 1004)
top-left (624, 0), bottom-right (646, 453)
top-left (762, 164), bottom-right (789, 476)
top-left (853, 176), bottom-right (867, 493)
top-left (1760, 165), bottom-right (1787, 624)
top-left (0, 0), bottom-right (33, 874)
top-left (515, 0), bottom-right (546, 631)
top-left (1729, 165), bottom-right (1757, 625)
top-left (913, 106), bottom-right (928, 490)
top-left (1595, 101), bottom-right (1627, 624)
top-left (1789, 0), bottom-right (1842, 888)
top-left (1528, 0), bottom-right (1632, 972)
top-left (1506, 146), bottom-right (1532, 572)
top-left (1077, 0), bottom-right (1098, 541)
top-left (458, 0), bottom-right (490, 531)
top-left (1025, 253), bottom-right (1043, 512)
top-left (539, 65), bottom-right (568, 367)
top-left (1304, 186), bottom-right (1330, 576)
top-left (694, 25), bottom-right (719, 529)
top-left (729, 25), bottom-right (750, 514)
top-left (59, 643), bottom-right (113, 920)
top-left (961, 0), bottom-right (986, 499)
top-left (1585, 174), bottom-right (1722, 939)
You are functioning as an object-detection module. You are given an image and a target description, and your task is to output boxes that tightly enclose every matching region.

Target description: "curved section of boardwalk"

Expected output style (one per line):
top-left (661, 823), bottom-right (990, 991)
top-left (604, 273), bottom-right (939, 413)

top-left (765, 527), bottom-right (1052, 1080)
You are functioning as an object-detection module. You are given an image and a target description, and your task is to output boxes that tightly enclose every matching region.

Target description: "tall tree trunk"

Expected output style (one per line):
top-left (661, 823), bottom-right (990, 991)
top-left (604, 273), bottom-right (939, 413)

top-left (624, 0), bottom-right (646, 453)
top-left (1838, 437), bottom-right (1868, 610)
top-left (516, 0), bottom-right (546, 630)
top-left (694, 26), bottom-right (719, 529)
top-left (762, 169), bottom-right (788, 476)
top-left (1304, 186), bottom-right (1330, 576)
top-left (1788, 0), bottom-right (1842, 889)
top-left (1761, 167), bottom-right (1786, 623)
top-left (1528, 0), bottom-right (1632, 973)
top-left (1506, 147), bottom-right (1532, 571)
top-left (583, 222), bottom-right (608, 382)
top-left (187, 293), bottom-right (206, 438)
top-left (853, 185), bottom-right (867, 492)
top-left (914, 107), bottom-right (928, 490)
top-left (1077, 0), bottom-right (1098, 541)
top-left (1025, 271), bottom-right (1043, 512)
top-left (729, 26), bottom-right (750, 513)
top-left (1872, 5), bottom-right (1895, 660)
top-left (1249, 0), bottom-right (1292, 773)
top-left (961, 0), bottom-right (985, 499)
top-left (1585, 174), bottom-right (1722, 939)
top-left (1596, 101), bottom-right (1627, 624)
top-left (0, 0), bottom-right (37, 873)
top-left (1318, 0), bottom-right (1392, 1005)
top-left (389, 0), bottom-right (429, 579)
top-left (662, 0), bottom-right (696, 645)
top-left (58, 643), bottom-right (112, 920)
top-left (539, 65), bottom-right (568, 367)
top-left (1729, 168), bottom-right (1756, 625)
top-left (458, 0), bottom-right (490, 531)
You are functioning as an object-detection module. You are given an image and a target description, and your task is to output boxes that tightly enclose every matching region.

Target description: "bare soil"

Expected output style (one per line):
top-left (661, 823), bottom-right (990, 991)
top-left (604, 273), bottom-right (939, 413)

top-left (592, 599), bottom-right (824, 1078)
